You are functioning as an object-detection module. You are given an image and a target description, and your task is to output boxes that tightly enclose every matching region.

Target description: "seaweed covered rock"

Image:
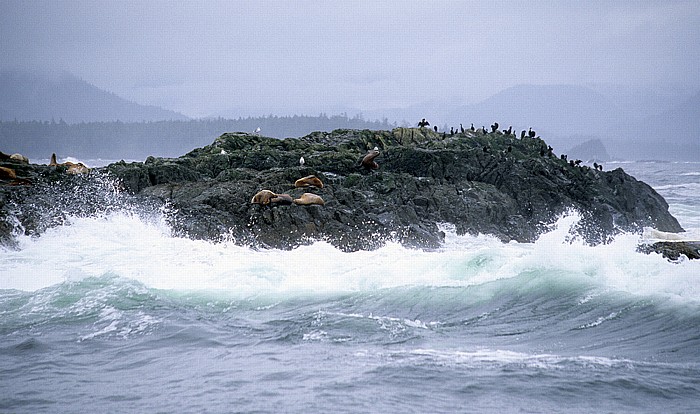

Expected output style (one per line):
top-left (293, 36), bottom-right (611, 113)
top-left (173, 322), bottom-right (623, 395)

top-left (99, 128), bottom-right (682, 250)
top-left (0, 128), bottom-right (685, 253)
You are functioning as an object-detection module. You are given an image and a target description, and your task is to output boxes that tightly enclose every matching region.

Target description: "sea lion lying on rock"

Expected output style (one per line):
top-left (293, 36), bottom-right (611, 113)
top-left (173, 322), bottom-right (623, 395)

top-left (251, 190), bottom-right (295, 206)
top-left (251, 190), bottom-right (278, 205)
top-left (270, 193), bottom-right (294, 205)
top-left (0, 166), bottom-right (17, 180)
top-left (294, 175), bottom-right (323, 188)
top-left (49, 153), bottom-right (90, 174)
top-left (293, 193), bottom-right (325, 206)
top-left (0, 165), bottom-right (32, 185)
top-left (10, 153), bottom-right (29, 164)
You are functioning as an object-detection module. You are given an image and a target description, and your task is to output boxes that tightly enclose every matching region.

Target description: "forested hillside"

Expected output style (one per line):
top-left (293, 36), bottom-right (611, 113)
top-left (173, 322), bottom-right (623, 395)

top-left (0, 114), bottom-right (395, 159)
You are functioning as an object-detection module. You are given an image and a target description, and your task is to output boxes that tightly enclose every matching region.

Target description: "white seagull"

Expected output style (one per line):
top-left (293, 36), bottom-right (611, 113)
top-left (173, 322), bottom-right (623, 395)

top-left (299, 156), bottom-right (305, 166)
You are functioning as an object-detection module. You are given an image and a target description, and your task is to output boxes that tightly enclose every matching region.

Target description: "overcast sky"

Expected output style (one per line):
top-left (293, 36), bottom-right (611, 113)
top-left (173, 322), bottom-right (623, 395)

top-left (2, 0), bottom-right (699, 117)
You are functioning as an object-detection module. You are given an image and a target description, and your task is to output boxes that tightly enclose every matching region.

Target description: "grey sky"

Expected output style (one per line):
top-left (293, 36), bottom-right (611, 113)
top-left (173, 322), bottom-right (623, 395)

top-left (2, 0), bottom-right (699, 117)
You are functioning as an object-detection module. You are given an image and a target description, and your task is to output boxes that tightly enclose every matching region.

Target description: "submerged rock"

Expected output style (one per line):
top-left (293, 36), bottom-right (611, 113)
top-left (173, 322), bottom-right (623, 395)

top-left (1, 128), bottom-right (686, 253)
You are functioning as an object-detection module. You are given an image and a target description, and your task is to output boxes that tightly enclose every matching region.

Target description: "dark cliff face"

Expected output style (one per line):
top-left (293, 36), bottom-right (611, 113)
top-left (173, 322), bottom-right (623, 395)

top-left (0, 128), bottom-right (685, 253)
top-left (98, 128), bottom-right (682, 251)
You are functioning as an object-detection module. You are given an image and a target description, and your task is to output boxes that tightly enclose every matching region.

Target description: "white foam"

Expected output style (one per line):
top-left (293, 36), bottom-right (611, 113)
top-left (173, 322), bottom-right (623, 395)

top-left (1, 210), bottom-right (699, 305)
top-left (378, 348), bottom-right (639, 370)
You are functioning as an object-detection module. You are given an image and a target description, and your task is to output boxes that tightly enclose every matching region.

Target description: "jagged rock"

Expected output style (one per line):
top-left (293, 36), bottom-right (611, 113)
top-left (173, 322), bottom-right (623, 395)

top-left (638, 241), bottom-right (700, 261)
top-left (1, 128), bottom-right (685, 253)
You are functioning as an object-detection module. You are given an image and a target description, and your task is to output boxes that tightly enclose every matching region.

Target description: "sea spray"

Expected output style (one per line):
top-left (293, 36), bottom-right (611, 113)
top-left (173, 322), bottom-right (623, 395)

top-left (2, 208), bottom-right (698, 307)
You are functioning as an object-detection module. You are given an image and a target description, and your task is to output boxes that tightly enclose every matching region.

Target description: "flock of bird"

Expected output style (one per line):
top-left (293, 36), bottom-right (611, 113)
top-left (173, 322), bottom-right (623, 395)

top-left (417, 118), bottom-right (602, 171)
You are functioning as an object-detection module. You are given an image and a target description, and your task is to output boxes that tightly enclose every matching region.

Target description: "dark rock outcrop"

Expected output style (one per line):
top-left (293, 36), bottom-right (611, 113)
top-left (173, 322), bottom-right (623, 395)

top-left (1, 128), bottom-right (686, 255)
top-left (638, 241), bottom-right (700, 261)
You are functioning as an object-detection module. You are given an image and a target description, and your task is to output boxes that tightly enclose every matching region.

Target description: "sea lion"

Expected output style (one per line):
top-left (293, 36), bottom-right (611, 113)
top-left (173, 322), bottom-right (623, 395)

top-left (270, 193), bottom-right (294, 205)
top-left (0, 166), bottom-right (17, 180)
top-left (65, 162), bottom-right (89, 174)
top-left (360, 149), bottom-right (380, 170)
top-left (294, 175), bottom-right (323, 189)
top-left (251, 190), bottom-right (277, 205)
top-left (294, 193), bottom-right (325, 206)
top-left (10, 153), bottom-right (29, 164)
top-left (49, 153), bottom-right (90, 174)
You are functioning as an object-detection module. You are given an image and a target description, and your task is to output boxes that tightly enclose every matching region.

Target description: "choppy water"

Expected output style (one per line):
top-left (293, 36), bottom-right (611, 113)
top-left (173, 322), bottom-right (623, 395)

top-left (1, 161), bottom-right (699, 413)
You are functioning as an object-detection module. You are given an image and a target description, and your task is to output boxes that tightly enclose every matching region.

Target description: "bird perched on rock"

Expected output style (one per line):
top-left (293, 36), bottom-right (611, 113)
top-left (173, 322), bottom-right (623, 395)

top-left (299, 156), bottom-right (305, 166)
top-left (418, 118), bottom-right (430, 128)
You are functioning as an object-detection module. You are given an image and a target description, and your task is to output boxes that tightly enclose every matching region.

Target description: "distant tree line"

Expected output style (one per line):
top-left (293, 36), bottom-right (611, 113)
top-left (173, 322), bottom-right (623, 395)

top-left (0, 114), bottom-right (396, 159)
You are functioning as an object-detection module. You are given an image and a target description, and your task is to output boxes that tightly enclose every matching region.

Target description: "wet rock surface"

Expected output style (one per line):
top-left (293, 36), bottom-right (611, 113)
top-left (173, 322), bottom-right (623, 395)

top-left (1, 128), bottom-right (688, 257)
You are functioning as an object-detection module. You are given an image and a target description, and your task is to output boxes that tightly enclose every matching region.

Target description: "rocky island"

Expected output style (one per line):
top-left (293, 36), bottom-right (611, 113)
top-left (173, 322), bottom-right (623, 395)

top-left (0, 127), bottom-right (694, 259)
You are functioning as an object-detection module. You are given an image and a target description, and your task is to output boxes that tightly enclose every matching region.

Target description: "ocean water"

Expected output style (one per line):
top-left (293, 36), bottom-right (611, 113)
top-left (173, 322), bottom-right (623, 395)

top-left (1, 161), bottom-right (699, 413)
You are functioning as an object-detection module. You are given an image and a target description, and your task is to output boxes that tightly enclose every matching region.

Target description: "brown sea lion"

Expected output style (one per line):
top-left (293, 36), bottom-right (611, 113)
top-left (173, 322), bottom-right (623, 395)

top-left (270, 193), bottom-right (294, 205)
top-left (49, 153), bottom-right (89, 174)
top-left (293, 193), bottom-right (325, 206)
top-left (250, 190), bottom-right (277, 205)
top-left (294, 175), bottom-right (324, 189)
top-left (0, 166), bottom-right (17, 180)
top-left (360, 149), bottom-right (380, 170)
top-left (65, 162), bottom-right (89, 174)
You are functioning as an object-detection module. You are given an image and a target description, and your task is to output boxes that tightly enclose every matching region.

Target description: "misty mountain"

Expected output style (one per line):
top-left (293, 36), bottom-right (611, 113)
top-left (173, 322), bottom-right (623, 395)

top-left (566, 138), bottom-right (611, 162)
top-left (586, 83), bottom-right (689, 121)
top-left (652, 91), bottom-right (700, 139)
top-left (0, 68), bottom-right (188, 123)
top-left (447, 84), bottom-right (625, 141)
top-left (438, 84), bottom-right (698, 160)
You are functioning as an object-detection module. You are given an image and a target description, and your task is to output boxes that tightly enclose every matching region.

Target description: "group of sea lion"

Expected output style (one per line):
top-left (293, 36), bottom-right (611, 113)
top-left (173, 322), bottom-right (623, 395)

top-left (0, 151), bottom-right (31, 185)
top-left (251, 147), bottom-right (381, 208)
top-left (1, 151), bottom-right (91, 186)
top-left (250, 174), bottom-right (326, 207)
